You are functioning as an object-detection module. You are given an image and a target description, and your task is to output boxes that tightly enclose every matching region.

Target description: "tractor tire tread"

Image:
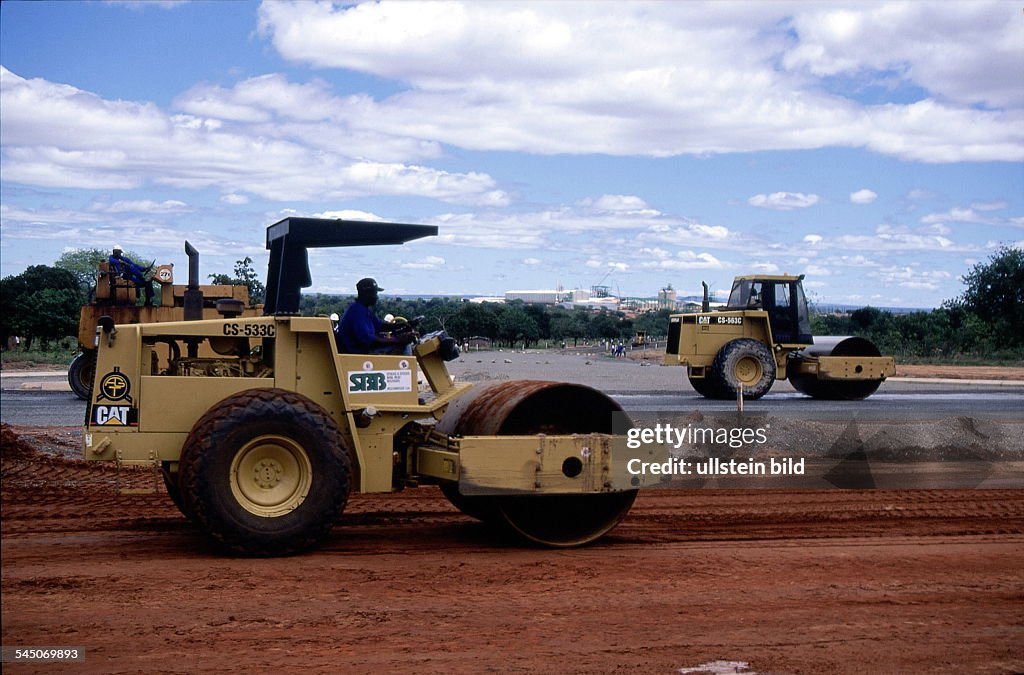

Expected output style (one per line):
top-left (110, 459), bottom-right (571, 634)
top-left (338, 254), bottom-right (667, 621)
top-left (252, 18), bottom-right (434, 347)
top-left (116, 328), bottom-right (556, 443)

top-left (709, 338), bottom-right (777, 400)
top-left (179, 388), bottom-right (351, 557)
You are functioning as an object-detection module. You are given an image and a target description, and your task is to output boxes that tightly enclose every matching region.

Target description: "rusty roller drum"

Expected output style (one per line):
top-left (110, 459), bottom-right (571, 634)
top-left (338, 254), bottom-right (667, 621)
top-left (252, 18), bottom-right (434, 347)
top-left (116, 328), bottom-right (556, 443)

top-left (788, 336), bottom-right (885, 400)
top-left (436, 380), bottom-right (637, 547)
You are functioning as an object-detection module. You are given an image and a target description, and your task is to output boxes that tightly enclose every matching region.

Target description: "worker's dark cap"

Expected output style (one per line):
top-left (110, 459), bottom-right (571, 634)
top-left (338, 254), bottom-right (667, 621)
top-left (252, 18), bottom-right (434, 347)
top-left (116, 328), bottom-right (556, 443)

top-left (356, 278), bottom-right (382, 292)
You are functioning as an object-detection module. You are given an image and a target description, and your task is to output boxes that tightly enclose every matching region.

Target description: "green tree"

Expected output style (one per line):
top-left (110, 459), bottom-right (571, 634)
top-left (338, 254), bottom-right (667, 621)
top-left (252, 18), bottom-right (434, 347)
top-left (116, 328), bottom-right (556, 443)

top-left (446, 302), bottom-right (499, 342)
top-left (949, 246), bottom-right (1023, 348)
top-left (209, 257), bottom-right (266, 305)
top-left (55, 246), bottom-right (148, 299)
top-left (587, 310), bottom-right (624, 341)
top-left (548, 309), bottom-right (575, 345)
top-left (633, 309), bottom-right (672, 338)
top-left (0, 265), bottom-right (81, 350)
top-left (497, 303), bottom-right (540, 349)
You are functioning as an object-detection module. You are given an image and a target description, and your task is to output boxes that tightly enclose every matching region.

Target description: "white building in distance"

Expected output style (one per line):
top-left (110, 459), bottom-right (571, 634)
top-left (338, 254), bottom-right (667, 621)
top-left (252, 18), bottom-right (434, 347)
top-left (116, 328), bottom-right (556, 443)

top-left (505, 289), bottom-right (568, 304)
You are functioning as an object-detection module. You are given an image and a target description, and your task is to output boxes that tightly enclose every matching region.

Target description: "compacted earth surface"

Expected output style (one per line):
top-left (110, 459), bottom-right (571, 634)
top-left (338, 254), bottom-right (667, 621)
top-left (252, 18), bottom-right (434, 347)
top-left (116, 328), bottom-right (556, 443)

top-left (2, 423), bottom-right (1023, 674)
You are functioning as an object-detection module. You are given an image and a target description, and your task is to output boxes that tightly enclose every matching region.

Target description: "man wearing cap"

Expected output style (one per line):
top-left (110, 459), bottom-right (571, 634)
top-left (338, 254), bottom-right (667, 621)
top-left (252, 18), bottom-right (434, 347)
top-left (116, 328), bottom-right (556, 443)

top-left (335, 278), bottom-right (417, 354)
top-left (108, 245), bottom-right (155, 306)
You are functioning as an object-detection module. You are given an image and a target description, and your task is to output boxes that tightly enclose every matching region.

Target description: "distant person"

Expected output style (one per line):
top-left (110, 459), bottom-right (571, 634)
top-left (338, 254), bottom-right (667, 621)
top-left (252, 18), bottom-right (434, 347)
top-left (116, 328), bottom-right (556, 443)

top-left (108, 245), bottom-right (154, 306)
top-left (335, 278), bottom-right (417, 354)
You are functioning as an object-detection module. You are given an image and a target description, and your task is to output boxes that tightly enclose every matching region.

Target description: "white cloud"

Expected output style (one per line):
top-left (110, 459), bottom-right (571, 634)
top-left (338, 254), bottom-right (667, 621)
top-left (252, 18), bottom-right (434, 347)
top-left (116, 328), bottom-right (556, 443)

top-left (400, 255), bottom-right (445, 269)
top-left (255, 1), bottom-right (1024, 163)
top-left (522, 257), bottom-right (541, 266)
top-left (0, 210), bottom-right (262, 259)
top-left (637, 221), bottom-right (734, 252)
top-left (584, 257), bottom-right (629, 272)
top-left (0, 67), bottom-right (507, 206)
top-left (638, 247), bottom-right (670, 260)
top-left (920, 205), bottom-right (1020, 228)
top-left (433, 212), bottom-right (547, 250)
top-left (972, 201), bottom-right (1008, 212)
top-left (220, 193), bottom-right (249, 205)
top-left (751, 262), bottom-right (780, 273)
top-left (639, 250), bottom-right (724, 271)
top-left (783, 2), bottom-right (1024, 109)
top-left (804, 264), bottom-right (831, 276)
top-left (872, 265), bottom-right (952, 291)
top-left (313, 209), bottom-right (384, 222)
top-left (803, 224), bottom-right (976, 254)
top-left (584, 194), bottom-right (661, 217)
top-left (803, 234), bottom-right (823, 246)
top-left (850, 188), bottom-right (877, 204)
top-left (97, 199), bottom-right (192, 214)
top-left (749, 192), bottom-right (820, 210)
top-left (0, 203), bottom-right (105, 226)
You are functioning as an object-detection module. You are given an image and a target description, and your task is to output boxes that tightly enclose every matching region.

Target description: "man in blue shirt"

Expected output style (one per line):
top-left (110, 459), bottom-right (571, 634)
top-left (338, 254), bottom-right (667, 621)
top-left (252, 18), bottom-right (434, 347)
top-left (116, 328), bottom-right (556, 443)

top-left (335, 278), bottom-right (416, 354)
top-left (108, 245), bottom-right (154, 306)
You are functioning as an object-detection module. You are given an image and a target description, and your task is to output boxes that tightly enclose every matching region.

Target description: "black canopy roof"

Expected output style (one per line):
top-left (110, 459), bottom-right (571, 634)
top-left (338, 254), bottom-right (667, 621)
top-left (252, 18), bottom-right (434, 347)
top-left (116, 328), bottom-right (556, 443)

top-left (264, 217), bottom-right (438, 315)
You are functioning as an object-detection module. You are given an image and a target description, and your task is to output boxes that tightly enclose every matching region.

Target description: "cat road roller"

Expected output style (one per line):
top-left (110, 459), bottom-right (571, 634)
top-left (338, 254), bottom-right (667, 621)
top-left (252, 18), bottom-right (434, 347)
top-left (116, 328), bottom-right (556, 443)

top-left (83, 218), bottom-right (640, 556)
top-left (664, 274), bottom-right (895, 401)
top-left (69, 243), bottom-right (257, 400)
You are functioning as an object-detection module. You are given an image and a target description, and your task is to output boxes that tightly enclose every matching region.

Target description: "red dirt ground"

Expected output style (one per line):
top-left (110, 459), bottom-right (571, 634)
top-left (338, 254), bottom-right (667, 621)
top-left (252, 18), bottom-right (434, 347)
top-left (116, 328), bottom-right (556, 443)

top-left (2, 425), bottom-right (1023, 674)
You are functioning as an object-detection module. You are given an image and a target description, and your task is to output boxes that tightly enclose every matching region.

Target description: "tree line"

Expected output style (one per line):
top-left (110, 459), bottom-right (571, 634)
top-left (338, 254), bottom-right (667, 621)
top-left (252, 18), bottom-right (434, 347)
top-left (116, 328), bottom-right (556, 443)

top-left (301, 293), bottom-right (673, 350)
top-left (1, 245), bottom-right (1021, 361)
top-left (0, 249), bottom-right (266, 351)
top-left (813, 246), bottom-right (1022, 361)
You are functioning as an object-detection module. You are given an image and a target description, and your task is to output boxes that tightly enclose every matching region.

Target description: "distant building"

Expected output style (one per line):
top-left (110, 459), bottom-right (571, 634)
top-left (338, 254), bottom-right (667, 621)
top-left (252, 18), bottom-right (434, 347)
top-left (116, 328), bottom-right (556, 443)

top-left (505, 289), bottom-right (564, 304)
top-left (678, 300), bottom-right (726, 312)
top-left (619, 297), bottom-right (661, 312)
top-left (658, 284), bottom-right (678, 309)
top-left (568, 288), bottom-right (590, 302)
top-left (561, 296), bottom-right (620, 311)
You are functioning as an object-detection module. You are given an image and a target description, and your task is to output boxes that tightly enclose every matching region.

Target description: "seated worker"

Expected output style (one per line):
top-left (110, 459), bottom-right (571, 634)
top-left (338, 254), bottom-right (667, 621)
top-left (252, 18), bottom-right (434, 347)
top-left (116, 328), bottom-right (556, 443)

top-left (108, 244), bottom-right (155, 306)
top-left (335, 278), bottom-right (417, 354)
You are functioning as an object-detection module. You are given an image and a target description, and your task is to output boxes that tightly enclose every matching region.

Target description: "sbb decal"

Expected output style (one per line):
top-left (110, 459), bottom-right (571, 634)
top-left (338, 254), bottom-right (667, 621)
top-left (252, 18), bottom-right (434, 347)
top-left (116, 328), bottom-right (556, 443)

top-left (350, 372), bottom-right (387, 392)
top-left (348, 370), bottom-right (413, 393)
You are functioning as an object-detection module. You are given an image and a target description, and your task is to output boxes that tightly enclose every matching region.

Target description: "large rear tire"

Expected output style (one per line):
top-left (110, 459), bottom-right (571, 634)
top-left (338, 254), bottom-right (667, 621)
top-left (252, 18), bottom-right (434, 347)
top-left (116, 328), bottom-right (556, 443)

top-left (709, 338), bottom-right (776, 400)
top-left (179, 388), bottom-right (351, 556)
top-left (68, 350), bottom-right (96, 401)
top-left (437, 381), bottom-right (636, 547)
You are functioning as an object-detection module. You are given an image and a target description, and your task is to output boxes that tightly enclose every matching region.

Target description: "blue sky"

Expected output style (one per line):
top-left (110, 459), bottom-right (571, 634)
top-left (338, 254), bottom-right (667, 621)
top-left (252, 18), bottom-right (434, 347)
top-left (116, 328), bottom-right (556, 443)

top-left (1, 0), bottom-right (1021, 307)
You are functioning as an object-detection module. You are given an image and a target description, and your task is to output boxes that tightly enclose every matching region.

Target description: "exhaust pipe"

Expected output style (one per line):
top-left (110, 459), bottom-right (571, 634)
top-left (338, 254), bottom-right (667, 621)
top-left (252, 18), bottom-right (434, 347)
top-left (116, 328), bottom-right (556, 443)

top-left (183, 241), bottom-right (204, 322)
top-left (183, 241), bottom-right (205, 358)
top-left (701, 281), bottom-right (710, 313)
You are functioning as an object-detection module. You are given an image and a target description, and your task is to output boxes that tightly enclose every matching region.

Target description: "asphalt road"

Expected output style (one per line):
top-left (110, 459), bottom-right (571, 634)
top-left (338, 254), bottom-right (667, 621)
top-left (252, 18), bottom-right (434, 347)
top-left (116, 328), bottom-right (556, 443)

top-left (2, 371), bottom-right (1022, 426)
